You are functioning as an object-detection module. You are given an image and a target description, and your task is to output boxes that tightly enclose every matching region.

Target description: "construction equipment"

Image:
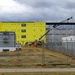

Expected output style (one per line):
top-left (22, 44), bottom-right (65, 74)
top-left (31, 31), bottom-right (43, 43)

top-left (25, 17), bottom-right (73, 47)
top-left (39, 17), bottom-right (73, 40)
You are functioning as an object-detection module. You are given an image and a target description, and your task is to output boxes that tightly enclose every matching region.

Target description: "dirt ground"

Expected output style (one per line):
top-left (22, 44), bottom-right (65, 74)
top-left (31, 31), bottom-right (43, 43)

top-left (0, 72), bottom-right (75, 75)
top-left (0, 47), bottom-right (75, 68)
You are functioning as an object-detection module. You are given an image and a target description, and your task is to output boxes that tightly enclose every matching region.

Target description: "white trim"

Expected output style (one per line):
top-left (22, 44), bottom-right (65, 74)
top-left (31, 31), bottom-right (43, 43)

top-left (0, 47), bottom-right (16, 52)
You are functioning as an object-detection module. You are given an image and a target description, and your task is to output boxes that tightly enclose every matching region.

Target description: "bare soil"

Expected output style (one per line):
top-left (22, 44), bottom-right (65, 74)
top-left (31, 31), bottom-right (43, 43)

top-left (0, 72), bottom-right (75, 75)
top-left (0, 47), bottom-right (75, 68)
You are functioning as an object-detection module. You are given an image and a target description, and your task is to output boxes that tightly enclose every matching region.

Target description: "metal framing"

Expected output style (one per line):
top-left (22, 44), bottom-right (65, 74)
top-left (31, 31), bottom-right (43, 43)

top-left (46, 22), bottom-right (75, 25)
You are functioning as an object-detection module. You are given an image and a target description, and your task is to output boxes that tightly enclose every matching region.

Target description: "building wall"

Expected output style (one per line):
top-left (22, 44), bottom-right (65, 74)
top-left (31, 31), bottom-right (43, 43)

top-left (62, 36), bottom-right (75, 50)
top-left (46, 25), bottom-right (75, 42)
top-left (0, 22), bottom-right (46, 45)
top-left (0, 32), bottom-right (16, 47)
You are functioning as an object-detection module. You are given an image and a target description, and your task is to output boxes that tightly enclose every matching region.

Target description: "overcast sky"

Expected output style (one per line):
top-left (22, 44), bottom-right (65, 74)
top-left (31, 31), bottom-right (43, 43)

top-left (0, 0), bottom-right (75, 22)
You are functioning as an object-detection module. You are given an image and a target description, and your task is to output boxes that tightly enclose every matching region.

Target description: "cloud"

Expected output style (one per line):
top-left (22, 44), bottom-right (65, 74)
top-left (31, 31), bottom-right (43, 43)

top-left (0, 0), bottom-right (75, 21)
top-left (0, 0), bottom-right (32, 14)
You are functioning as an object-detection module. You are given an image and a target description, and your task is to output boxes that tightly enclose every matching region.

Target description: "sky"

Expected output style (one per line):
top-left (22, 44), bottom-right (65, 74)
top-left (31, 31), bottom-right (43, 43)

top-left (0, 0), bottom-right (75, 22)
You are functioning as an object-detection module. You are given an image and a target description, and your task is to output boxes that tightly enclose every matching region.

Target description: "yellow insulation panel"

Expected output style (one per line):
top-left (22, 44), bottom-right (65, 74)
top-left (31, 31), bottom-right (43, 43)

top-left (0, 22), bottom-right (46, 45)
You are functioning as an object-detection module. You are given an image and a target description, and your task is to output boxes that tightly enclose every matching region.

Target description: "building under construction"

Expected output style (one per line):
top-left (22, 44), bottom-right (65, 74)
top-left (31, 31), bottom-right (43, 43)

top-left (0, 22), bottom-right (46, 45)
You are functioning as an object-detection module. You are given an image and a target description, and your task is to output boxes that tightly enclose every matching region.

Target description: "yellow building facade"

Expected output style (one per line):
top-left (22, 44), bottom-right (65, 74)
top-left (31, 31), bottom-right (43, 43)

top-left (0, 22), bottom-right (46, 45)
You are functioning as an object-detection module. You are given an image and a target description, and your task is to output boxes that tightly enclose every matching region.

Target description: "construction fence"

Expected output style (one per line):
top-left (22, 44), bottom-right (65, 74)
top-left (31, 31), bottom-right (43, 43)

top-left (45, 41), bottom-right (75, 64)
top-left (0, 25), bottom-right (75, 66)
top-left (0, 40), bottom-right (75, 67)
top-left (0, 40), bottom-right (43, 66)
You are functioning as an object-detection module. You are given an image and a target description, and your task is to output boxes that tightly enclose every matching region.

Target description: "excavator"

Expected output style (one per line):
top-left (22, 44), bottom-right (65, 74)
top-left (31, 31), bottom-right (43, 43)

top-left (25, 17), bottom-right (73, 47)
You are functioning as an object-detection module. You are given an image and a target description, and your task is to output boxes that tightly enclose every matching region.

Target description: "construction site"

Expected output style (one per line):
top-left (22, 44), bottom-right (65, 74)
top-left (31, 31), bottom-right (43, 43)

top-left (0, 17), bottom-right (75, 68)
